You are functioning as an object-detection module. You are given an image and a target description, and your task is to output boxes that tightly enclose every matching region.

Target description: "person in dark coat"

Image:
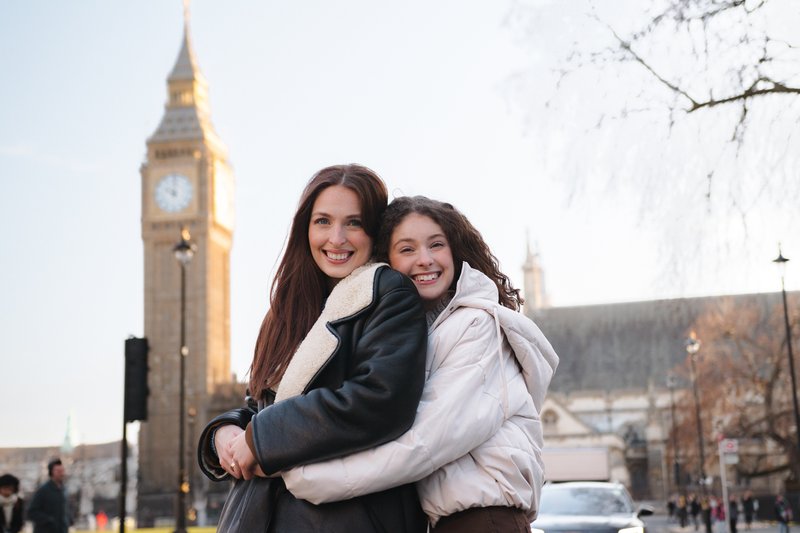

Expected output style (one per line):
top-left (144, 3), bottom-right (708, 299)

top-left (741, 491), bottom-right (755, 530)
top-left (26, 459), bottom-right (70, 533)
top-left (729, 495), bottom-right (740, 533)
top-left (690, 493), bottom-right (701, 530)
top-left (197, 165), bottom-right (428, 532)
top-left (701, 496), bottom-right (713, 533)
top-left (668, 495), bottom-right (677, 523)
top-left (677, 494), bottom-right (689, 528)
top-left (775, 493), bottom-right (792, 533)
top-left (0, 474), bottom-right (24, 533)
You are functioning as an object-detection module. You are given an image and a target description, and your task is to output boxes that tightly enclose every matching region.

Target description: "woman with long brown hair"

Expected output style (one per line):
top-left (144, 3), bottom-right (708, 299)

top-left (283, 195), bottom-right (559, 532)
top-left (197, 165), bottom-right (428, 532)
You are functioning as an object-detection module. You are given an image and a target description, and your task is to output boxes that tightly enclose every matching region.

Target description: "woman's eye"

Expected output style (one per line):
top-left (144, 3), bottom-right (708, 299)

top-left (399, 247), bottom-right (414, 254)
top-left (346, 219), bottom-right (363, 227)
top-left (431, 241), bottom-right (445, 249)
top-left (313, 217), bottom-right (330, 225)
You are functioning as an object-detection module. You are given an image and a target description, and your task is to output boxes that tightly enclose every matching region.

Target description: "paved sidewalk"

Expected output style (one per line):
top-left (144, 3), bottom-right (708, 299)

top-left (667, 522), bottom-right (784, 533)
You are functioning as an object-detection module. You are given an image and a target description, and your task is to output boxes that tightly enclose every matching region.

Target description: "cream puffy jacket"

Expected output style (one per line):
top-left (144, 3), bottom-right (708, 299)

top-left (282, 262), bottom-right (559, 525)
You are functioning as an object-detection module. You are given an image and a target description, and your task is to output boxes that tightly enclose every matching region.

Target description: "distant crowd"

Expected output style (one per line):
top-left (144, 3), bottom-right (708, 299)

top-left (667, 491), bottom-right (794, 533)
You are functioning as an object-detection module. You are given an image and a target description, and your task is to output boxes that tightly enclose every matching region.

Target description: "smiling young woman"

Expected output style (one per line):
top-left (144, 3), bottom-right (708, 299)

top-left (197, 166), bottom-right (429, 533)
top-left (283, 195), bottom-right (560, 533)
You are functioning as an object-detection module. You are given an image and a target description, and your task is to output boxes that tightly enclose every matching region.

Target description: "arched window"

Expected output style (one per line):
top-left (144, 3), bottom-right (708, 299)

top-left (542, 409), bottom-right (558, 433)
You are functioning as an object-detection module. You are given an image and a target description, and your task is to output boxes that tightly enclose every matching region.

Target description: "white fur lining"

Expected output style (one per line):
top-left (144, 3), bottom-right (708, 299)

top-left (275, 262), bottom-right (386, 402)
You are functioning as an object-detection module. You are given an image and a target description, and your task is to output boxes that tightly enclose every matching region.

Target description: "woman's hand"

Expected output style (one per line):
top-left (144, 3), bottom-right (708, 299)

top-left (214, 424), bottom-right (243, 477)
top-left (228, 430), bottom-right (264, 480)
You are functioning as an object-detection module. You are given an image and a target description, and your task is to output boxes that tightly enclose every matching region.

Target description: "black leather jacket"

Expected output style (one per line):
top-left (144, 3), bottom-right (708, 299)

top-left (198, 265), bottom-right (428, 532)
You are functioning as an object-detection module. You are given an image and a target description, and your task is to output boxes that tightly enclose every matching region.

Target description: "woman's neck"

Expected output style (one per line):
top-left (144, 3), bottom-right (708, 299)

top-left (424, 291), bottom-right (454, 327)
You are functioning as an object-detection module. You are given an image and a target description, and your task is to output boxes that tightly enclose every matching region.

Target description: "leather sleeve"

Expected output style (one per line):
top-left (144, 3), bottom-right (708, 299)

top-left (251, 268), bottom-right (427, 475)
top-left (196, 406), bottom-right (255, 481)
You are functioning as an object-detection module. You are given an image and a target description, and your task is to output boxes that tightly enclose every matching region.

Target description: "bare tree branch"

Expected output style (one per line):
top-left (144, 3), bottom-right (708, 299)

top-left (688, 77), bottom-right (800, 111)
top-left (600, 16), bottom-right (800, 114)
top-left (599, 17), bottom-right (699, 107)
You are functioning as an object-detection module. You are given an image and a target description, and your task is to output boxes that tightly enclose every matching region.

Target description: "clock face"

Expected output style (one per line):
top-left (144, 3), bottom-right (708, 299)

top-left (155, 173), bottom-right (193, 213)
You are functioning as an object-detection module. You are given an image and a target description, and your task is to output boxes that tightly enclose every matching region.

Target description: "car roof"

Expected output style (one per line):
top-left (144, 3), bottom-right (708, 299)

top-left (544, 481), bottom-right (627, 490)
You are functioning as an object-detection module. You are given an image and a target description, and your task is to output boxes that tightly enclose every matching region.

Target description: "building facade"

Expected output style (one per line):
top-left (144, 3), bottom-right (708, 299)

top-left (523, 250), bottom-right (796, 500)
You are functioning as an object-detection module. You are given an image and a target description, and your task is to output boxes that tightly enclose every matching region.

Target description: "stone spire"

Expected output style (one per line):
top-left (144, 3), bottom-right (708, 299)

top-left (148, 0), bottom-right (225, 154)
top-left (60, 411), bottom-right (79, 456)
top-left (522, 231), bottom-right (548, 312)
top-left (168, 0), bottom-right (200, 83)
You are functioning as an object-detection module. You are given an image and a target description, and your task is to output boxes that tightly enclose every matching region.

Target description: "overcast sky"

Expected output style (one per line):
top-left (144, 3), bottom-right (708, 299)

top-left (1, 0), bottom-right (798, 447)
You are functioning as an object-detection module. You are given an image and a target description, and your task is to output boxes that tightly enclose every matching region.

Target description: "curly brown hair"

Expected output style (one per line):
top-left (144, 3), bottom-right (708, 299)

top-left (375, 196), bottom-right (522, 311)
top-left (249, 164), bottom-right (387, 397)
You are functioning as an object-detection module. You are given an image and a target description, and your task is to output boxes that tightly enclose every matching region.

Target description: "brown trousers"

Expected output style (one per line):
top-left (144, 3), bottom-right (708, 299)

top-left (432, 506), bottom-right (529, 533)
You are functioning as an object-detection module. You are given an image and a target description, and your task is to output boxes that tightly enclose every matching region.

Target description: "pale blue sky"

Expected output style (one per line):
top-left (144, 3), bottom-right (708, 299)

top-left (1, 0), bottom-right (797, 447)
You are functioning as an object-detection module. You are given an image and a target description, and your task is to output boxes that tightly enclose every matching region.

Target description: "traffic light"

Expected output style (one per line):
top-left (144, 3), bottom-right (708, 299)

top-left (124, 337), bottom-right (149, 422)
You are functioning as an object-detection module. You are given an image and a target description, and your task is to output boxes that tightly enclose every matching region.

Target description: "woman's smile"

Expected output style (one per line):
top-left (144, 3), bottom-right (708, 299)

top-left (308, 185), bottom-right (373, 284)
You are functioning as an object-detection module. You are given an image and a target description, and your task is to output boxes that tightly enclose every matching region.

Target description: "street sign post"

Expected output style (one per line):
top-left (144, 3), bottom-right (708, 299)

top-left (718, 438), bottom-right (739, 533)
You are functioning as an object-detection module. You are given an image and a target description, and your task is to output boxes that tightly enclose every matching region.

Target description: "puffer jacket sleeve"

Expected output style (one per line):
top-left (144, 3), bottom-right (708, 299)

top-left (197, 405), bottom-right (256, 481)
top-left (283, 310), bottom-right (506, 503)
top-left (251, 268), bottom-right (427, 475)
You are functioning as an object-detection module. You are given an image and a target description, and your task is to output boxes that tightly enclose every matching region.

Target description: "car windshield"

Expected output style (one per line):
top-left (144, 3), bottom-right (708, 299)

top-left (540, 486), bottom-right (634, 515)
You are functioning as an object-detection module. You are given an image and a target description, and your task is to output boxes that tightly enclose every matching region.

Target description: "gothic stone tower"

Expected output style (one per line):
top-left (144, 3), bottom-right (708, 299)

top-left (137, 21), bottom-right (235, 522)
top-left (522, 236), bottom-right (548, 313)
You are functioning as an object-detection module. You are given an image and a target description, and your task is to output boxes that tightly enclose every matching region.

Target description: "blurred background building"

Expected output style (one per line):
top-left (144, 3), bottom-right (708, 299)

top-left (523, 243), bottom-right (799, 502)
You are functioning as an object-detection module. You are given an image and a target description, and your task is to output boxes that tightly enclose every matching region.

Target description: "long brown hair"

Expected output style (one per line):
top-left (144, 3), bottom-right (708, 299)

top-left (375, 195), bottom-right (522, 311)
top-left (249, 164), bottom-right (388, 397)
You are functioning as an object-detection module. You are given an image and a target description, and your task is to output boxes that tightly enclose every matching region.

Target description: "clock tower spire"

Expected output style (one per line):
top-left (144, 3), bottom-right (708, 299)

top-left (522, 232), bottom-right (549, 314)
top-left (137, 4), bottom-right (238, 523)
top-left (150, 3), bottom-right (223, 155)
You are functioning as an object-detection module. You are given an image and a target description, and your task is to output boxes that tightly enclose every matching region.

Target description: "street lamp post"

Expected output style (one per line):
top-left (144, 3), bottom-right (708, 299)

top-left (173, 227), bottom-right (196, 533)
top-left (187, 405), bottom-right (198, 525)
top-left (773, 245), bottom-right (800, 459)
top-left (685, 331), bottom-right (706, 490)
top-left (667, 373), bottom-right (681, 491)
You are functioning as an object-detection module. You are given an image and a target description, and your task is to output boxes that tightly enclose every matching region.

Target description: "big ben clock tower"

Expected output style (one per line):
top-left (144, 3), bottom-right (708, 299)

top-left (137, 12), bottom-right (238, 523)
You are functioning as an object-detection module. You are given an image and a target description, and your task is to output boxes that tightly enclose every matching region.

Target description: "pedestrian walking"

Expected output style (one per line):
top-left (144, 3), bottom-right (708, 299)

top-left (702, 496), bottom-right (713, 533)
top-left (669, 495), bottom-right (677, 524)
top-left (0, 474), bottom-right (24, 533)
top-left (741, 491), bottom-right (755, 530)
top-left (678, 494), bottom-right (689, 528)
top-left (27, 459), bottom-right (70, 533)
top-left (775, 493), bottom-right (793, 533)
top-left (690, 493), bottom-right (701, 530)
top-left (729, 495), bottom-right (739, 533)
top-left (712, 496), bottom-right (726, 533)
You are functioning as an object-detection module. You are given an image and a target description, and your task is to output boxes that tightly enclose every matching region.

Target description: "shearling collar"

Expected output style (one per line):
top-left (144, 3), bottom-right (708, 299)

top-left (275, 262), bottom-right (386, 402)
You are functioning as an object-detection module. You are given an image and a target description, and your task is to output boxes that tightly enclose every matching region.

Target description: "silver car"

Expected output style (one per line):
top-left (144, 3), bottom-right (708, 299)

top-left (531, 482), bottom-right (653, 533)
